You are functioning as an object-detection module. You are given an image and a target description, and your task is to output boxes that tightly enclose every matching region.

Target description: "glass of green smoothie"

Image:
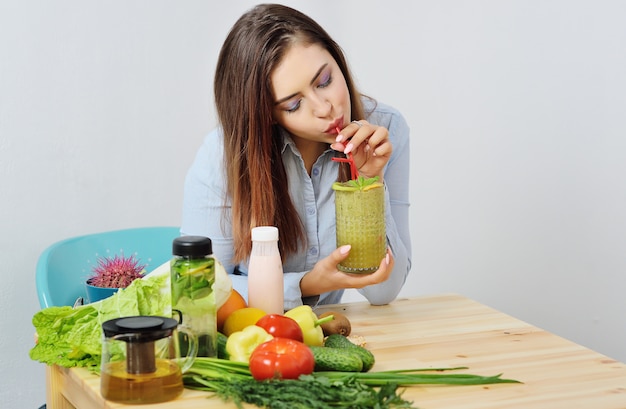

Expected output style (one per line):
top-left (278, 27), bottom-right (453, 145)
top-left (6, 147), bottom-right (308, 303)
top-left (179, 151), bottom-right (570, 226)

top-left (332, 176), bottom-right (386, 274)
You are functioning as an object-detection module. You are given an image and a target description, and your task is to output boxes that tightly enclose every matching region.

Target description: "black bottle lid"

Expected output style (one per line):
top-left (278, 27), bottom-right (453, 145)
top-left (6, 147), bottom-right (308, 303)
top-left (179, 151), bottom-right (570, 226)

top-left (172, 236), bottom-right (212, 257)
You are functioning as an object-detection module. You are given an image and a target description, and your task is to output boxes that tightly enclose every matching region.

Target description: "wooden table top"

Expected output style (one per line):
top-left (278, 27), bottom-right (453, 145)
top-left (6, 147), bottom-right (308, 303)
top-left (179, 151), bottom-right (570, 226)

top-left (46, 293), bottom-right (626, 408)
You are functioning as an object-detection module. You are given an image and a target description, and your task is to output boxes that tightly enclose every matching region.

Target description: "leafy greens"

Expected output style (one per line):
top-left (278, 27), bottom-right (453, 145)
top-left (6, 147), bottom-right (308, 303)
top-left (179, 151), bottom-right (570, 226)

top-left (29, 273), bottom-right (171, 371)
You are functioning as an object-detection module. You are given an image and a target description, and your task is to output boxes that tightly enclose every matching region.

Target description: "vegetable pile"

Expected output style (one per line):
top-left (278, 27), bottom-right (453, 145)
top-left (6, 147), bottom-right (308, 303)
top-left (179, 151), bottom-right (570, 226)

top-left (185, 360), bottom-right (415, 409)
top-left (184, 357), bottom-right (520, 409)
top-left (30, 269), bottom-right (521, 409)
top-left (189, 303), bottom-right (520, 409)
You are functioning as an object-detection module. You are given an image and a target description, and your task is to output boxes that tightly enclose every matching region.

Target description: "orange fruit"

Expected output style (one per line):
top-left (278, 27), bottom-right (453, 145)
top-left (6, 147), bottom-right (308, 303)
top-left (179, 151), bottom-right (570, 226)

top-left (217, 289), bottom-right (247, 331)
top-left (222, 307), bottom-right (267, 337)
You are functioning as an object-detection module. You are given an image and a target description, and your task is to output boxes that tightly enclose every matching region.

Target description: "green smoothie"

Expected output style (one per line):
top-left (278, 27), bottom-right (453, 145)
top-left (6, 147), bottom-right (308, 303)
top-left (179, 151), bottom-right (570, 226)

top-left (332, 176), bottom-right (386, 274)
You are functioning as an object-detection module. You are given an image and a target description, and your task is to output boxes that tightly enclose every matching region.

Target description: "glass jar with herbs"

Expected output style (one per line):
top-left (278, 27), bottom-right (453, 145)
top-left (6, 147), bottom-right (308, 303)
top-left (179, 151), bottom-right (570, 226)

top-left (171, 236), bottom-right (217, 358)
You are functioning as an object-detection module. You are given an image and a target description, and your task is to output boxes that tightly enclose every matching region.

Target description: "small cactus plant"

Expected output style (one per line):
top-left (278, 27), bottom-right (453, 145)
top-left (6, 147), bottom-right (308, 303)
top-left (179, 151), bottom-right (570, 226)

top-left (87, 254), bottom-right (147, 288)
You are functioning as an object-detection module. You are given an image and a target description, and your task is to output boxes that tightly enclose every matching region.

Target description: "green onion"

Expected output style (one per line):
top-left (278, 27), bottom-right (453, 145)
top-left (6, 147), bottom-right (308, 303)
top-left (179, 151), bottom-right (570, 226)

top-left (184, 357), bottom-right (252, 380)
top-left (311, 369), bottom-right (521, 386)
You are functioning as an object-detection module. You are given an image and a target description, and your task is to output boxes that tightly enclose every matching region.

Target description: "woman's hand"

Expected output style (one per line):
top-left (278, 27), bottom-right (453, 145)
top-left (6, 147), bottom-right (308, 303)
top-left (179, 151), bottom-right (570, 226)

top-left (331, 120), bottom-right (392, 180)
top-left (299, 245), bottom-right (395, 297)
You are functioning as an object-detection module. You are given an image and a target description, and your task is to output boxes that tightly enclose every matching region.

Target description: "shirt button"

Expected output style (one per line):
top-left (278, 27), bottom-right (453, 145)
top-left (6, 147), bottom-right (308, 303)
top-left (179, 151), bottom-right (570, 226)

top-left (312, 167), bottom-right (320, 176)
top-left (306, 207), bottom-right (315, 215)
top-left (309, 247), bottom-right (318, 256)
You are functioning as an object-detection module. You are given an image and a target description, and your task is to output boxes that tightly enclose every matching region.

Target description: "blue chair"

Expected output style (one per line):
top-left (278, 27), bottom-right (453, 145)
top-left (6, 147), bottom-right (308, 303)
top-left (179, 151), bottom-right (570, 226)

top-left (36, 226), bottom-right (180, 308)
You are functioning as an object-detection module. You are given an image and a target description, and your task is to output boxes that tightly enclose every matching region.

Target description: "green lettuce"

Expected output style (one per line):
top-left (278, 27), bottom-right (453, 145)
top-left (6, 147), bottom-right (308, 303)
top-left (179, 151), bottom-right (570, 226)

top-left (29, 273), bottom-right (171, 371)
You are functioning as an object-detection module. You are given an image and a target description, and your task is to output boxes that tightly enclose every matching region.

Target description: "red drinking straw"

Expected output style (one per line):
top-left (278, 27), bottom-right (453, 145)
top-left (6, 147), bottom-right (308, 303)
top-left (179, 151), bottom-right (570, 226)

top-left (331, 127), bottom-right (359, 180)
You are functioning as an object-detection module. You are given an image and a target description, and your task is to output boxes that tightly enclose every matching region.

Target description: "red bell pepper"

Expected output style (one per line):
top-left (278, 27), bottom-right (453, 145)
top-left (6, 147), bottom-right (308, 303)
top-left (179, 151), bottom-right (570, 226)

top-left (256, 314), bottom-right (304, 342)
top-left (249, 338), bottom-right (315, 380)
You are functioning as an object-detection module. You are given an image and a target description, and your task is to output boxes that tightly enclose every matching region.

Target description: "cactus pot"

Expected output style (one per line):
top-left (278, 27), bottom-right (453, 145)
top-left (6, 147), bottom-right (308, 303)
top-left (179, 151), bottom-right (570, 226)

top-left (85, 279), bottom-right (120, 303)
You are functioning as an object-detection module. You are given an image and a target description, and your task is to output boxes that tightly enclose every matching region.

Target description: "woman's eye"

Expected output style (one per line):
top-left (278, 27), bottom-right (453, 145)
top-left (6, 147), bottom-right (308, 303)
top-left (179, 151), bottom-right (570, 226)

top-left (286, 99), bottom-right (301, 113)
top-left (318, 73), bottom-right (332, 88)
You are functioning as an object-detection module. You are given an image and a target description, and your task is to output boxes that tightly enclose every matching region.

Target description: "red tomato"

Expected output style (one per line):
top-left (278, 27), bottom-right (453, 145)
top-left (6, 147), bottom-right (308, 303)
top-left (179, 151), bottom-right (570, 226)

top-left (249, 338), bottom-right (315, 380)
top-left (255, 314), bottom-right (304, 342)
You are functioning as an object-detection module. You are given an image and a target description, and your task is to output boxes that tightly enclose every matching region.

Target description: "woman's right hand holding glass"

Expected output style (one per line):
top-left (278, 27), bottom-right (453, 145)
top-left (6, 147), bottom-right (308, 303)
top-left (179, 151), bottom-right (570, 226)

top-left (299, 245), bottom-right (394, 298)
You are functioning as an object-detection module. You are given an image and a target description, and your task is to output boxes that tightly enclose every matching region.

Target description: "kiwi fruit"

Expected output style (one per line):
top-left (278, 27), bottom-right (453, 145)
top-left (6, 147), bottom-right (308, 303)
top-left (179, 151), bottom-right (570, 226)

top-left (319, 311), bottom-right (352, 336)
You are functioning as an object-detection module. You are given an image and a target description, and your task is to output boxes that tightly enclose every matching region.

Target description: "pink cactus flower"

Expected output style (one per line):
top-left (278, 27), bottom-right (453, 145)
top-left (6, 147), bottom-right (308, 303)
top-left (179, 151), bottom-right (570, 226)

top-left (88, 254), bottom-right (146, 288)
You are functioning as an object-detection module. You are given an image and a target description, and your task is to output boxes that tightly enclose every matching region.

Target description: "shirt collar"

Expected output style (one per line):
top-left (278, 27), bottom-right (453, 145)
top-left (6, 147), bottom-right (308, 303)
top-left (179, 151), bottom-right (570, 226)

top-left (278, 126), bottom-right (296, 155)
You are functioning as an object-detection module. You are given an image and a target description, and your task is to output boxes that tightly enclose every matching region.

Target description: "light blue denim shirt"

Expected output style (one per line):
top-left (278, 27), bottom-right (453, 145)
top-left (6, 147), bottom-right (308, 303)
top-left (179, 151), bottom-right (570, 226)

top-left (181, 99), bottom-right (411, 310)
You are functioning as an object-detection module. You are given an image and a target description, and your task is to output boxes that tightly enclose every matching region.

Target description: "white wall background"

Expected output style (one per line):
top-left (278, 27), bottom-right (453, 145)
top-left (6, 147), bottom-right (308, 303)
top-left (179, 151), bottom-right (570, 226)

top-left (1, 1), bottom-right (625, 407)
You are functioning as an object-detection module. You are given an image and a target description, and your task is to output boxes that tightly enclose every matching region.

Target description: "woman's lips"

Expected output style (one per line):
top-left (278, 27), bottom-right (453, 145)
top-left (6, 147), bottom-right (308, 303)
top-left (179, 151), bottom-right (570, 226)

top-left (325, 118), bottom-right (344, 133)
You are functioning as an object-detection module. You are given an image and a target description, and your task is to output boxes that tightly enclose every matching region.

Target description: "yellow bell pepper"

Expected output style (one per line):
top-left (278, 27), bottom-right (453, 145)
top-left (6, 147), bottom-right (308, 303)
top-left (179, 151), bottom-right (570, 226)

top-left (225, 325), bottom-right (273, 362)
top-left (284, 305), bottom-right (333, 346)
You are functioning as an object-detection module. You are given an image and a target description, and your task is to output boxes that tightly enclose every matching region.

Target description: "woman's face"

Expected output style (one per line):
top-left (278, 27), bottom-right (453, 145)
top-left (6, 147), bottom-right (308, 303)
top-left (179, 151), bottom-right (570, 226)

top-left (271, 43), bottom-right (351, 145)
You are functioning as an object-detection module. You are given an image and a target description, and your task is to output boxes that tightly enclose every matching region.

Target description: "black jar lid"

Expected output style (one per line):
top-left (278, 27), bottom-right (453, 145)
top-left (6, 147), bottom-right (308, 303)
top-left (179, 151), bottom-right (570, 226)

top-left (102, 316), bottom-right (178, 343)
top-left (172, 236), bottom-right (212, 257)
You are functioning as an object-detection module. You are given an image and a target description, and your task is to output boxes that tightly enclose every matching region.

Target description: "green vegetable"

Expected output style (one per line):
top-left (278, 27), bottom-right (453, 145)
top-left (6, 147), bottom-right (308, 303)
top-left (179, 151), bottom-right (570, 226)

top-left (184, 357), bottom-right (521, 409)
top-left (217, 332), bottom-right (229, 359)
top-left (192, 376), bottom-right (413, 409)
top-left (29, 273), bottom-right (171, 371)
top-left (314, 368), bottom-right (521, 386)
top-left (184, 358), bottom-right (413, 409)
top-left (309, 346), bottom-right (363, 372)
top-left (184, 357), bottom-right (252, 382)
top-left (324, 334), bottom-right (376, 372)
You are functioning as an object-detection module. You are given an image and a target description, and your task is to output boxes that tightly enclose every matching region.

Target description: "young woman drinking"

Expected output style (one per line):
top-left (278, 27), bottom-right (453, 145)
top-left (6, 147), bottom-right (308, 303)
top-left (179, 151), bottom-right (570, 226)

top-left (181, 4), bottom-right (411, 309)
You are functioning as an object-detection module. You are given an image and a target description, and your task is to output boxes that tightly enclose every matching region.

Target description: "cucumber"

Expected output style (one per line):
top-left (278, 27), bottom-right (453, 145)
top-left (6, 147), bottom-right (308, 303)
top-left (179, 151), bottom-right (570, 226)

top-left (323, 334), bottom-right (375, 372)
top-left (309, 346), bottom-right (363, 372)
top-left (323, 334), bottom-right (358, 348)
top-left (217, 332), bottom-right (229, 359)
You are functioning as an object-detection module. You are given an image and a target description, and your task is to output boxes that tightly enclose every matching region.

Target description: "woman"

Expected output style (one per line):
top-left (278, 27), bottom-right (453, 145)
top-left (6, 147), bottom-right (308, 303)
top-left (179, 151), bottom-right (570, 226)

top-left (182, 3), bottom-right (411, 309)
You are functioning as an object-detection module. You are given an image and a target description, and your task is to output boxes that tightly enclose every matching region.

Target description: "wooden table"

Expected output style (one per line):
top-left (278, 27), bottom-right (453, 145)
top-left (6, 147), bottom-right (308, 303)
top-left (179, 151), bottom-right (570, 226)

top-left (46, 294), bottom-right (626, 408)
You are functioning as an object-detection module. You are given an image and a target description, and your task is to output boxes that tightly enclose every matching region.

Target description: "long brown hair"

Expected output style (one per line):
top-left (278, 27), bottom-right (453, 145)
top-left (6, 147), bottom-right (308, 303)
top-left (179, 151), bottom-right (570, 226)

top-left (214, 3), bottom-right (366, 263)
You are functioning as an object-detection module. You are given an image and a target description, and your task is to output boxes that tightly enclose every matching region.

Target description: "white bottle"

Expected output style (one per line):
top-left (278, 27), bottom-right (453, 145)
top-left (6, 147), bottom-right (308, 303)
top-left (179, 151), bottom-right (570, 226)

top-left (247, 226), bottom-right (284, 314)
